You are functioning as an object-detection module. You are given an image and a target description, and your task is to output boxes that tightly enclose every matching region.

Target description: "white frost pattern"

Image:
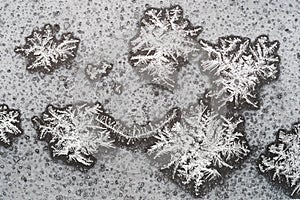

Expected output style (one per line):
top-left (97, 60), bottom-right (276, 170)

top-left (15, 24), bottom-right (80, 73)
top-left (148, 100), bottom-right (249, 195)
top-left (0, 105), bottom-right (22, 146)
top-left (200, 35), bottom-right (280, 109)
top-left (129, 5), bottom-right (202, 87)
top-left (258, 123), bottom-right (300, 197)
top-left (32, 102), bottom-right (114, 167)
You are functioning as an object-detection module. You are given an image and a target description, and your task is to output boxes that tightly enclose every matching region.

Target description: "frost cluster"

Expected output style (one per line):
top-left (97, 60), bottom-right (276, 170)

top-left (85, 61), bottom-right (113, 81)
top-left (258, 123), bottom-right (300, 197)
top-left (0, 105), bottom-right (22, 147)
top-left (15, 24), bottom-right (80, 73)
top-left (200, 35), bottom-right (280, 109)
top-left (129, 5), bottom-right (202, 87)
top-left (32, 102), bottom-right (114, 167)
top-left (148, 100), bottom-right (249, 195)
top-left (31, 99), bottom-right (183, 167)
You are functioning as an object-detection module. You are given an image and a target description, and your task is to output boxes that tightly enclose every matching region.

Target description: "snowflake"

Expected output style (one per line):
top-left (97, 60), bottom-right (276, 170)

top-left (0, 105), bottom-right (22, 147)
top-left (258, 123), bottom-right (300, 197)
top-left (32, 102), bottom-right (114, 167)
top-left (200, 35), bottom-right (280, 109)
top-left (15, 24), bottom-right (80, 73)
top-left (85, 61), bottom-right (113, 81)
top-left (148, 100), bottom-right (249, 196)
top-left (129, 5), bottom-right (202, 88)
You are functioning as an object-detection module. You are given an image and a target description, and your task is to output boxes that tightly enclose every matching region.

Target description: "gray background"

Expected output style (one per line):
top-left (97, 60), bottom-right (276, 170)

top-left (0, 0), bottom-right (299, 199)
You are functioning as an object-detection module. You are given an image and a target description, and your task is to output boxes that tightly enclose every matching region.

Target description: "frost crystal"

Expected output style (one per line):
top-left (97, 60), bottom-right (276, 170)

top-left (200, 35), bottom-right (280, 109)
top-left (258, 123), bottom-right (300, 197)
top-left (85, 61), bottom-right (113, 81)
top-left (129, 5), bottom-right (202, 87)
top-left (0, 105), bottom-right (22, 147)
top-left (32, 102), bottom-right (114, 167)
top-left (148, 100), bottom-right (249, 196)
top-left (15, 24), bottom-right (80, 73)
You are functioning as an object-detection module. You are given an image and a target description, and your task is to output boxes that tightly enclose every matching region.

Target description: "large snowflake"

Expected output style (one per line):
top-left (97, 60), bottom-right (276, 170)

top-left (258, 123), bottom-right (300, 197)
top-left (15, 24), bottom-right (80, 73)
top-left (129, 5), bottom-right (202, 88)
top-left (148, 100), bottom-right (250, 196)
top-left (0, 105), bottom-right (22, 147)
top-left (32, 102), bottom-right (114, 167)
top-left (200, 35), bottom-right (280, 109)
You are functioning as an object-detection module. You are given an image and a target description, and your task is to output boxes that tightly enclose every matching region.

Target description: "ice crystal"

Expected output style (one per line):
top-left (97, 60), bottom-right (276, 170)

top-left (32, 102), bottom-right (114, 167)
top-left (0, 105), bottom-right (22, 147)
top-left (200, 35), bottom-right (280, 109)
top-left (85, 61), bottom-right (113, 81)
top-left (148, 100), bottom-right (249, 195)
top-left (129, 5), bottom-right (202, 88)
top-left (15, 24), bottom-right (80, 73)
top-left (258, 123), bottom-right (300, 197)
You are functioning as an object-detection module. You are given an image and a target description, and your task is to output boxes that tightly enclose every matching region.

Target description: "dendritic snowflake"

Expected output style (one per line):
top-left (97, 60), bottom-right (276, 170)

top-left (32, 102), bottom-right (114, 167)
top-left (85, 61), bottom-right (113, 81)
top-left (258, 123), bottom-right (300, 197)
top-left (200, 35), bottom-right (280, 109)
top-left (15, 24), bottom-right (80, 73)
top-left (148, 100), bottom-right (249, 196)
top-left (129, 5), bottom-right (202, 88)
top-left (0, 105), bottom-right (22, 147)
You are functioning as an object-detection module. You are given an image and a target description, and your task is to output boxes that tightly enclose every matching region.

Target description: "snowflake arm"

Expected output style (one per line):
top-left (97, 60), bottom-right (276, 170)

top-left (96, 106), bottom-right (181, 146)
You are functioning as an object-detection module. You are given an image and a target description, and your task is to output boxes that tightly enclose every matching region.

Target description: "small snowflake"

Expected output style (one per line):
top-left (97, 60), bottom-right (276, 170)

top-left (32, 102), bottom-right (114, 167)
top-left (113, 82), bottom-right (123, 95)
top-left (85, 61), bottom-right (113, 81)
top-left (200, 35), bottom-right (280, 109)
top-left (0, 105), bottom-right (22, 147)
top-left (15, 24), bottom-right (80, 73)
top-left (129, 5), bottom-right (202, 88)
top-left (258, 123), bottom-right (300, 197)
top-left (148, 100), bottom-right (249, 196)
